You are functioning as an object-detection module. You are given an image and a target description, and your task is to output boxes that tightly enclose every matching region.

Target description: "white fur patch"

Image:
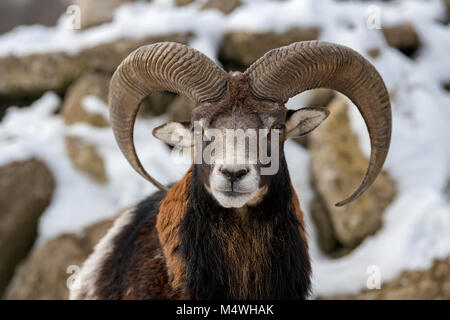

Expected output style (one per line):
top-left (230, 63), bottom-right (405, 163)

top-left (69, 208), bottom-right (135, 300)
top-left (208, 129), bottom-right (261, 208)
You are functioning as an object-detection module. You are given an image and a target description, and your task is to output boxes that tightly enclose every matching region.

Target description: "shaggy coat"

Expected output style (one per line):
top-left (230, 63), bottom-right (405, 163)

top-left (85, 40), bottom-right (392, 300)
top-left (71, 159), bottom-right (311, 300)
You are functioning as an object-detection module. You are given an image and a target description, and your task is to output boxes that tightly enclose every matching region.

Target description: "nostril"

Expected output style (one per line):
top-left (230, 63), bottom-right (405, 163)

top-left (235, 168), bottom-right (248, 179)
top-left (220, 168), bottom-right (233, 179)
top-left (220, 167), bottom-right (249, 182)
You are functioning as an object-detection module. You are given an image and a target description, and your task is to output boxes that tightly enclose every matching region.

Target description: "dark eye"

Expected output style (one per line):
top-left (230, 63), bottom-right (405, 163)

top-left (272, 124), bottom-right (285, 130)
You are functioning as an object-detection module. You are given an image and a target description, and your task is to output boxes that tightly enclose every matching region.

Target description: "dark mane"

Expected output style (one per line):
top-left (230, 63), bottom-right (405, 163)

top-left (180, 157), bottom-right (311, 299)
top-left (81, 160), bottom-right (310, 300)
top-left (76, 40), bottom-right (390, 301)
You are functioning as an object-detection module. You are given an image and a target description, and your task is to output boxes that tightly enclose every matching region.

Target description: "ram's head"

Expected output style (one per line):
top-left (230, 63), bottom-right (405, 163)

top-left (109, 41), bottom-right (391, 208)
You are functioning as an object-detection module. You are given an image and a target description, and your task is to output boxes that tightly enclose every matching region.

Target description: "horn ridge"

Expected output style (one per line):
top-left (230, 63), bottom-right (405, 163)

top-left (109, 42), bottom-right (227, 190)
top-left (244, 40), bottom-right (392, 206)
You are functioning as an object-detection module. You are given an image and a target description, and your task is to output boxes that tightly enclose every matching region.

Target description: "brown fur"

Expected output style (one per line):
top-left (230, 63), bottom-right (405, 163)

top-left (145, 173), bottom-right (308, 299)
top-left (291, 183), bottom-right (309, 250)
top-left (179, 162), bottom-right (311, 299)
top-left (96, 212), bottom-right (175, 299)
top-left (94, 167), bottom-right (309, 299)
top-left (214, 210), bottom-right (275, 299)
top-left (216, 187), bottom-right (309, 298)
top-left (217, 73), bottom-right (285, 121)
top-left (156, 167), bottom-right (192, 298)
top-left (192, 73), bottom-right (285, 128)
top-left (94, 73), bottom-right (311, 299)
top-left (124, 219), bottom-right (172, 299)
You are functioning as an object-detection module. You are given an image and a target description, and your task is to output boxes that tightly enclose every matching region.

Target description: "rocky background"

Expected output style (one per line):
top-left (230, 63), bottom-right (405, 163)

top-left (0, 0), bottom-right (449, 300)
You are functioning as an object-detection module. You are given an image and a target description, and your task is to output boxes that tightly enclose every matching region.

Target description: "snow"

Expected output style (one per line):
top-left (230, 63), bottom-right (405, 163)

top-left (0, 0), bottom-right (226, 61)
top-left (0, 0), bottom-right (449, 297)
top-left (81, 95), bottom-right (110, 120)
top-left (0, 92), bottom-right (189, 245)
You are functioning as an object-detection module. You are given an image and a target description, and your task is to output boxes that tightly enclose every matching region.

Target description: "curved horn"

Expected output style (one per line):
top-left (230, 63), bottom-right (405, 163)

top-left (109, 42), bottom-right (227, 191)
top-left (244, 41), bottom-right (391, 206)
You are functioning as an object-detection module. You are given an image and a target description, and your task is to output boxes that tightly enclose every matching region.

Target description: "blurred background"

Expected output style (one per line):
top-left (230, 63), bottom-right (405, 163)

top-left (0, 0), bottom-right (449, 300)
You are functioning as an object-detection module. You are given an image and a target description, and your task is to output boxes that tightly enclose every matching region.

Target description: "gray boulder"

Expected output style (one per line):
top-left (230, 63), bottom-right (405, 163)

top-left (4, 219), bottom-right (114, 300)
top-left (0, 159), bottom-right (55, 296)
top-left (220, 27), bottom-right (320, 69)
top-left (309, 97), bottom-right (397, 250)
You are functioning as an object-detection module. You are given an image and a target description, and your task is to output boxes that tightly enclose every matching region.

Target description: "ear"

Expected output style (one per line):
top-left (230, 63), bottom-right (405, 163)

top-left (285, 107), bottom-right (330, 139)
top-left (152, 121), bottom-right (192, 147)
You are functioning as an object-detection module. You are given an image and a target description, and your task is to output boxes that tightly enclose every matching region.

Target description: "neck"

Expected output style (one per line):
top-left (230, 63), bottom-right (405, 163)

top-left (179, 160), bottom-right (311, 299)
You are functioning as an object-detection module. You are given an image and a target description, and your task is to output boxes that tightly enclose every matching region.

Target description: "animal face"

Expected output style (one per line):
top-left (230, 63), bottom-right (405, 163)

top-left (110, 41), bottom-right (391, 208)
top-left (153, 73), bottom-right (329, 208)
